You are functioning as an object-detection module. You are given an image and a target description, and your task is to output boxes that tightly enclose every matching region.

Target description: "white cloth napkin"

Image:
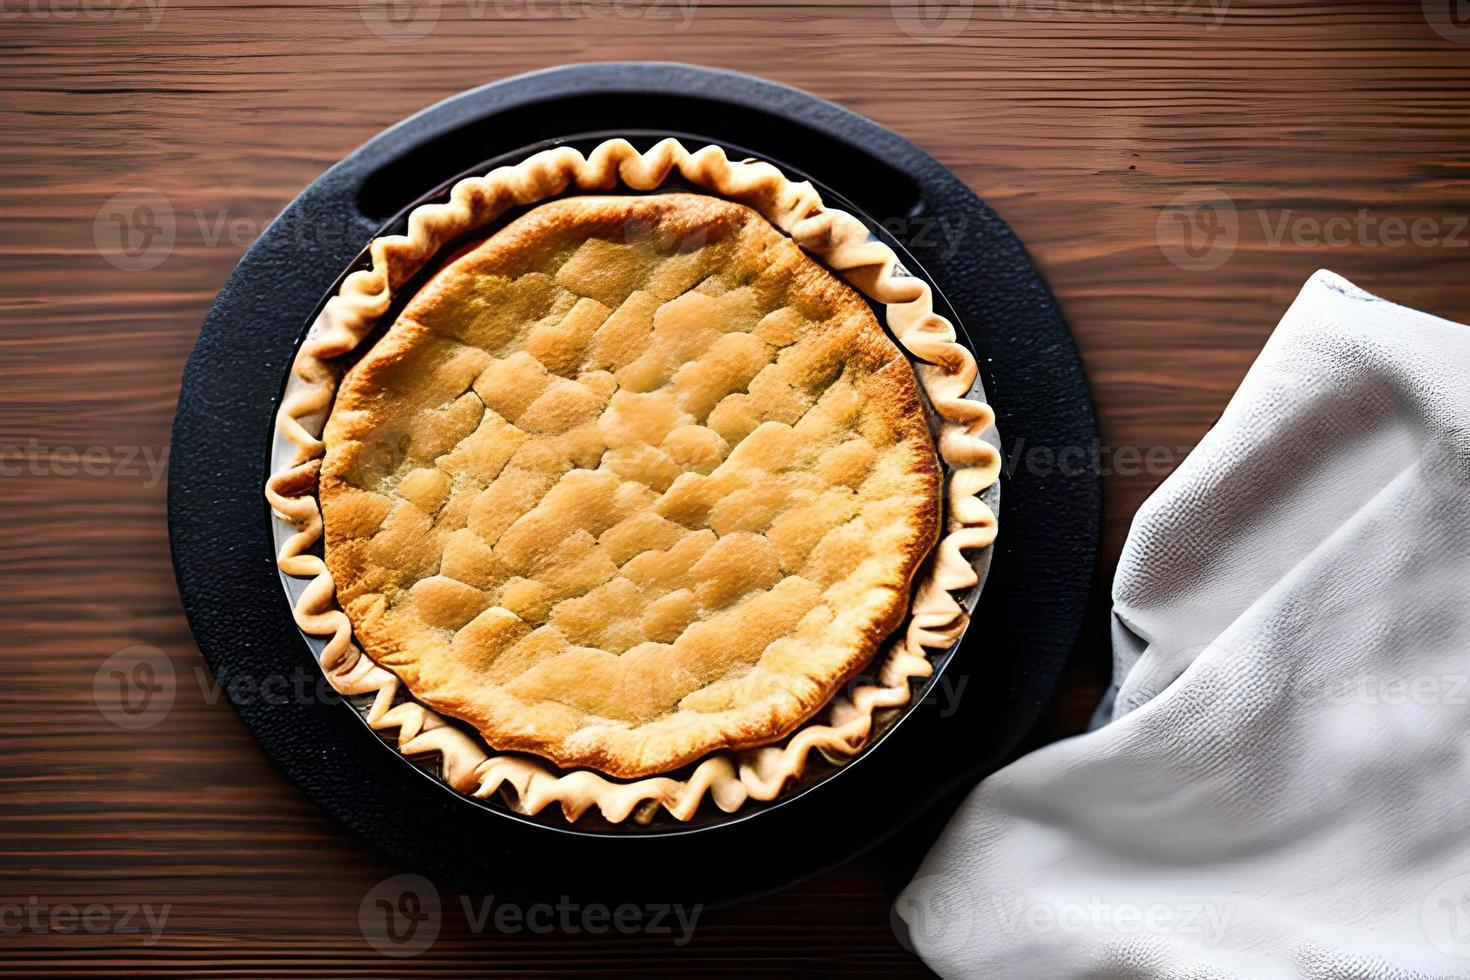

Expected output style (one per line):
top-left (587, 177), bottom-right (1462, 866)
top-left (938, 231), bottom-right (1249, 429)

top-left (896, 271), bottom-right (1470, 979)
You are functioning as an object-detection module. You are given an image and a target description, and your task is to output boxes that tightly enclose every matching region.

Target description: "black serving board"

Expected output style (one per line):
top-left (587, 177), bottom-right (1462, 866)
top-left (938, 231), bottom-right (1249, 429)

top-left (169, 62), bottom-right (1099, 908)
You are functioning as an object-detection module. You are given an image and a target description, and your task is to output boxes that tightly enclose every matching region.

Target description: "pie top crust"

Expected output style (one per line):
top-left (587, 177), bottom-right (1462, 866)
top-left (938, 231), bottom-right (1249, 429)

top-left (267, 138), bottom-right (1000, 823)
top-left (318, 193), bottom-right (942, 778)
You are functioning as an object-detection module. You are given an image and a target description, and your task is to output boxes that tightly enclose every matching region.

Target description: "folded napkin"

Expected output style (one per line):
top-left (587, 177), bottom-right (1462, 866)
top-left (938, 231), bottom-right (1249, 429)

top-left (897, 271), bottom-right (1470, 979)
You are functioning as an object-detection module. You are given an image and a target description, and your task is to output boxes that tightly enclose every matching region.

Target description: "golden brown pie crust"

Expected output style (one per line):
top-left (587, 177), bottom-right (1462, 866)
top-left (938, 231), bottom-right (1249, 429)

top-left (318, 193), bottom-right (941, 778)
top-left (267, 138), bottom-right (1000, 823)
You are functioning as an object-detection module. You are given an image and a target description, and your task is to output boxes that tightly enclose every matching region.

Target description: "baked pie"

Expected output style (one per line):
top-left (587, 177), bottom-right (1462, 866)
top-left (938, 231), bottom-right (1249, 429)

top-left (268, 139), bottom-right (999, 822)
top-left (319, 192), bottom-right (943, 777)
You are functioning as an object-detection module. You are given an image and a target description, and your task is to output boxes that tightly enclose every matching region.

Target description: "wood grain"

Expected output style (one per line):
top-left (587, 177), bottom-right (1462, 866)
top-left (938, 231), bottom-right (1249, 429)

top-left (2, 1), bottom-right (1468, 975)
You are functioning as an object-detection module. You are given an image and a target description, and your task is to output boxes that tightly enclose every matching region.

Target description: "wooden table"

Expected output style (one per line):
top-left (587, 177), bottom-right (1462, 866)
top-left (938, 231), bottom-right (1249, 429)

top-left (3, 2), bottom-right (1467, 975)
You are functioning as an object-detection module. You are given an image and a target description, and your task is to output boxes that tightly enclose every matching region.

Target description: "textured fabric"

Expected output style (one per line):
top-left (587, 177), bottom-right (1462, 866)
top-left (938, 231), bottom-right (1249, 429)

top-left (896, 271), bottom-right (1470, 979)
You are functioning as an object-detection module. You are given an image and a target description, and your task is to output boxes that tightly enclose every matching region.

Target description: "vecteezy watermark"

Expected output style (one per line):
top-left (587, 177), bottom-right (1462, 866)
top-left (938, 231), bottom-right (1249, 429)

top-left (93, 646), bottom-right (175, 730)
top-left (874, 213), bottom-right (970, 260)
top-left (893, 0), bottom-right (1228, 42)
top-left (459, 894), bottom-right (701, 944)
top-left (1423, 0), bottom-right (1470, 43)
top-left (93, 647), bottom-right (350, 731)
top-left (358, 0), bottom-right (441, 39)
top-left (1290, 672), bottom-right (1470, 708)
top-left (360, 875), bottom-right (443, 958)
top-left (93, 190), bottom-right (175, 272)
top-left (890, 0), bottom-right (973, 42)
top-left (992, 895), bottom-right (1236, 945)
top-left (995, 0), bottom-right (1227, 29)
top-left (193, 664), bottom-right (339, 711)
top-left (1424, 873), bottom-right (1470, 959)
top-left (1156, 188), bottom-right (1239, 272)
top-left (1256, 209), bottom-right (1470, 251)
top-left (0, 898), bottom-right (170, 945)
top-left (358, 874), bottom-right (702, 957)
top-left (1158, 189), bottom-right (1470, 271)
top-left (0, 440), bottom-right (168, 487)
top-left (358, 0), bottom-right (697, 41)
top-left (915, 672), bottom-right (969, 718)
top-left (93, 190), bottom-right (375, 271)
top-left (0, 0), bottom-right (167, 28)
top-left (893, 873), bottom-right (979, 953)
top-left (1003, 436), bottom-right (1194, 480)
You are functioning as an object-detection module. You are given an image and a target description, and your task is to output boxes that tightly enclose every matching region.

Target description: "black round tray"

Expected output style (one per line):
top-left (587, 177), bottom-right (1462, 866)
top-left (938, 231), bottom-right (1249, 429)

top-left (169, 62), bottom-right (1100, 907)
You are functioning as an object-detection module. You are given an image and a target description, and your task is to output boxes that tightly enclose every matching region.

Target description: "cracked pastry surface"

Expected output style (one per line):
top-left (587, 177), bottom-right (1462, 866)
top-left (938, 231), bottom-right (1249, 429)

top-left (319, 192), bottom-right (941, 778)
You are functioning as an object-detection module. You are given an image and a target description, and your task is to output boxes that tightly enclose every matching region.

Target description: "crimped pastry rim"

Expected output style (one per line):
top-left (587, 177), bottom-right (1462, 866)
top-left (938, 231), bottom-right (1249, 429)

top-left (265, 137), bottom-right (1001, 825)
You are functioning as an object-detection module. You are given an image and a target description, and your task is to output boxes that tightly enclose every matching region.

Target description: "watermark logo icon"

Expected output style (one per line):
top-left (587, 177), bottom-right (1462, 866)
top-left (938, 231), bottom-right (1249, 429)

top-left (1156, 188), bottom-right (1238, 271)
top-left (360, 874), bottom-right (441, 957)
top-left (93, 190), bottom-right (175, 272)
top-left (1424, 873), bottom-right (1470, 958)
top-left (893, 872), bottom-right (977, 953)
top-left (359, 0), bottom-right (441, 39)
top-left (1424, 0), bottom-right (1470, 42)
top-left (891, 0), bottom-right (972, 41)
top-left (92, 646), bottom-right (175, 730)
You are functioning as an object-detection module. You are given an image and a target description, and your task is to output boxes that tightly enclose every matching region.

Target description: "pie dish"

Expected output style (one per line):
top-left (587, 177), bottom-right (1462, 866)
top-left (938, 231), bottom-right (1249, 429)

top-left (267, 138), bottom-right (1000, 823)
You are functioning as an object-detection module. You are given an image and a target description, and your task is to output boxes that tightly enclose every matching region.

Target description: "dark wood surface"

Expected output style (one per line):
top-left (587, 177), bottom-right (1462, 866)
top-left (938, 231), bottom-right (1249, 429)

top-left (3, 2), bottom-right (1468, 975)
